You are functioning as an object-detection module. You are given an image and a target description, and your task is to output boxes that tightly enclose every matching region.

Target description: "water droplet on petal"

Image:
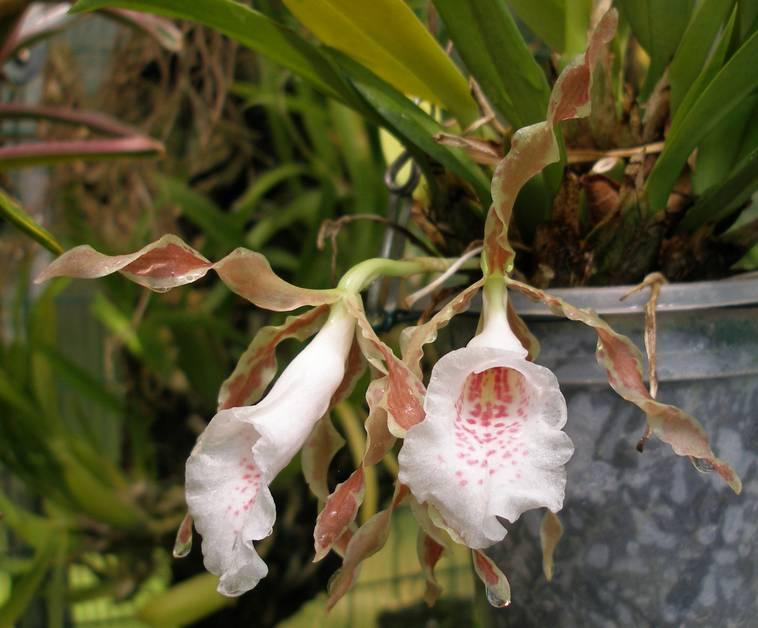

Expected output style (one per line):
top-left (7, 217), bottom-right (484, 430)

top-left (486, 585), bottom-right (511, 608)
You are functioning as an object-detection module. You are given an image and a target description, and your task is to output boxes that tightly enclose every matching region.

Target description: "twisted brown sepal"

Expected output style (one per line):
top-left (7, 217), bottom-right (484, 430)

top-left (35, 235), bottom-right (341, 310)
top-left (507, 278), bottom-right (742, 494)
top-left (313, 468), bottom-right (365, 562)
top-left (483, 9), bottom-right (618, 277)
top-left (326, 482), bottom-right (409, 610)
top-left (172, 512), bottom-right (193, 559)
top-left (345, 295), bottom-right (426, 437)
top-left (418, 531), bottom-right (445, 606)
top-left (218, 306), bottom-right (329, 410)
top-left (302, 415), bottom-right (345, 504)
top-left (540, 510), bottom-right (563, 582)
top-left (399, 279), bottom-right (484, 378)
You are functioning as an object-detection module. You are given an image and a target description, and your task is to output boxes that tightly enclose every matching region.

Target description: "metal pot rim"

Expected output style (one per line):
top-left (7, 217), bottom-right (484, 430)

top-left (509, 273), bottom-right (758, 317)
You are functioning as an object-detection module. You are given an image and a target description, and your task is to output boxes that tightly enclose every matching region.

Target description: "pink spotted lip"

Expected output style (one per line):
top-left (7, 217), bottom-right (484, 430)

top-left (398, 345), bottom-right (573, 549)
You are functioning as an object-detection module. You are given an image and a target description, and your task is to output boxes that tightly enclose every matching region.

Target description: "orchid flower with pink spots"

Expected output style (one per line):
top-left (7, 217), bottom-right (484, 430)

top-left (185, 302), bottom-right (356, 596)
top-left (398, 278), bottom-right (573, 548)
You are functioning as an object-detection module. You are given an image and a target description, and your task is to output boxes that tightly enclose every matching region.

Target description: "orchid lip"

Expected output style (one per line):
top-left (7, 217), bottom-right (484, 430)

top-left (399, 344), bottom-right (573, 549)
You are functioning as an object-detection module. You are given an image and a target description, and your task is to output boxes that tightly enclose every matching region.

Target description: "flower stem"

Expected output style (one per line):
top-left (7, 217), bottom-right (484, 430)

top-left (337, 256), bottom-right (479, 294)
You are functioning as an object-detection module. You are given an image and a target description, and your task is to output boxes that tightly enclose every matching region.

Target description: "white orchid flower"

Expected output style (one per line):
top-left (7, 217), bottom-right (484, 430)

top-left (398, 279), bottom-right (574, 549)
top-left (185, 303), bottom-right (355, 596)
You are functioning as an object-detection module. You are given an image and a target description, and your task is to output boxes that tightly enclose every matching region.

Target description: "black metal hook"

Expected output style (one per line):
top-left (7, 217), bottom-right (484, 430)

top-left (384, 150), bottom-right (420, 197)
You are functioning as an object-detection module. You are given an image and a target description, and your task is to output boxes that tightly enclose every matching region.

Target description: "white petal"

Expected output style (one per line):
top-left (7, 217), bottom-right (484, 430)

top-left (398, 346), bottom-right (573, 549)
top-left (186, 308), bottom-right (355, 595)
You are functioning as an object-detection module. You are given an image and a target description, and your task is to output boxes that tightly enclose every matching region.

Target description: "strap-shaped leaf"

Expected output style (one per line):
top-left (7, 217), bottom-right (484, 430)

top-left (617, 0), bottom-right (694, 96)
top-left (283, 0), bottom-right (477, 124)
top-left (668, 0), bottom-right (737, 114)
top-left (434, 0), bottom-right (550, 130)
top-left (646, 29), bottom-right (758, 211)
top-left (0, 188), bottom-right (63, 254)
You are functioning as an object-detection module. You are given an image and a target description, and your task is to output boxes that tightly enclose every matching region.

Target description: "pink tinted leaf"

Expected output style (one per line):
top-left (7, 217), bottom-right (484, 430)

top-left (217, 306), bottom-right (329, 410)
top-left (540, 509), bottom-right (563, 582)
top-left (472, 550), bottom-right (511, 608)
top-left (345, 295), bottom-right (425, 437)
top-left (302, 415), bottom-right (345, 503)
top-left (399, 279), bottom-right (484, 378)
top-left (326, 482), bottom-right (409, 610)
top-left (34, 234), bottom-right (212, 292)
top-left (507, 278), bottom-right (742, 494)
top-left (313, 467), bottom-right (365, 562)
top-left (213, 248), bottom-right (341, 311)
top-left (484, 9), bottom-right (618, 277)
top-left (418, 531), bottom-right (445, 606)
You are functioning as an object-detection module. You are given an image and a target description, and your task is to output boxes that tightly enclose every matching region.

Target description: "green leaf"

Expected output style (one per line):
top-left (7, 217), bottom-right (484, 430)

top-left (646, 28), bottom-right (758, 212)
top-left (669, 0), bottom-right (737, 114)
top-left (332, 53), bottom-right (491, 206)
top-left (0, 188), bottom-right (64, 254)
top-left (691, 95), bottom-right (758, 195)
top-left (156, 176), bottom-right (244, 251)
top-left (507, 0), bottom-right (565, 52)
top-left (70, 0), bottom-right (357, 104)
top-left (0, 539), bottom-right (56, 627)
top-left (681, 145), bottom-right (758, 229)
top-left (617, 0), bottom-right (695, 96)
top-left (282, 0), bottom-right (478, 124)
top-left (433, 0), bottom-right (551, 128)
top-left (232, 162), bottom-right (311, 218)
top-left (37, 344), bottom-right (124, 415)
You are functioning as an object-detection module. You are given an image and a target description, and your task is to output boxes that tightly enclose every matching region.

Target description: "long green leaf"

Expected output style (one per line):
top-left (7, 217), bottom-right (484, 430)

top-left (507, 0), bottom-right (565, 52)
top-left (433, 0), bottom-right (550, 128)
top-left (617, 0), bottom-right (694, 96)
top-left (71, 0), bottom-right (357, 103)
top-left (333, 54), bottom-right (491, 206)
top-left (283, 0), bottom-right (478, 124)
top-left (155, 176), bottom-right (244, 250)
top-left (681, 146), bottom-right (758, 229)
top-left (668, 0), bottom-right (737, 114)
top-left (0, 188), bottom-right (63, 254)
top-left (646, 28), bottom-right (758, 211)
top-left (0, 539), bottom-right (56, 627)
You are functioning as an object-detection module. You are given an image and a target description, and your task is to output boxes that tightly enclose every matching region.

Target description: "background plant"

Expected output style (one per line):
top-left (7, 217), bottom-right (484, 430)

top-left (1, 0), bottom-right (757, 626)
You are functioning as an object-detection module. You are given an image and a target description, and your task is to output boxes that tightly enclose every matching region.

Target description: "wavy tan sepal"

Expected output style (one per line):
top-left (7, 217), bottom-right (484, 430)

top-left (326, 483), bottom-right (409, 610)
top-left (418, 531), bottom-right (445, 606)
top-left (313, 468), bottom-right (365, 562)
top-left (302, 415), bottom-right (345, 503)
top-left (506, 278), bottom-right (742, 494)
top-left (213, 248), bottom-right (341, 311)
top-left (399, 279), bottom-right (484, 378)
top-left (484, 9), bottom-right (618, 277)
top-left (540, 510), bottom-right (563, 582)
top-left (345, 295), bottom-right (426, 437)
top-left (35, 234), bottom-right (212, 292)
top-left (218, 306), bottom-right (329, 410)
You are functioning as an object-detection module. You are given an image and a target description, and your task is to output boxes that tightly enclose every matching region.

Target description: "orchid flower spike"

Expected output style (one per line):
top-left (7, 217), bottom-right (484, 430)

top-left (398, 277), bottom-right (574, 548)
top-left (185, 301), bottom-right (356, 596)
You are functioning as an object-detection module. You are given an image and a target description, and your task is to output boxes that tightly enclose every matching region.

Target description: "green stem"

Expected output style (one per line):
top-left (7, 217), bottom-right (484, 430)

top-left (337, 256), bottom-right (479, 294)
